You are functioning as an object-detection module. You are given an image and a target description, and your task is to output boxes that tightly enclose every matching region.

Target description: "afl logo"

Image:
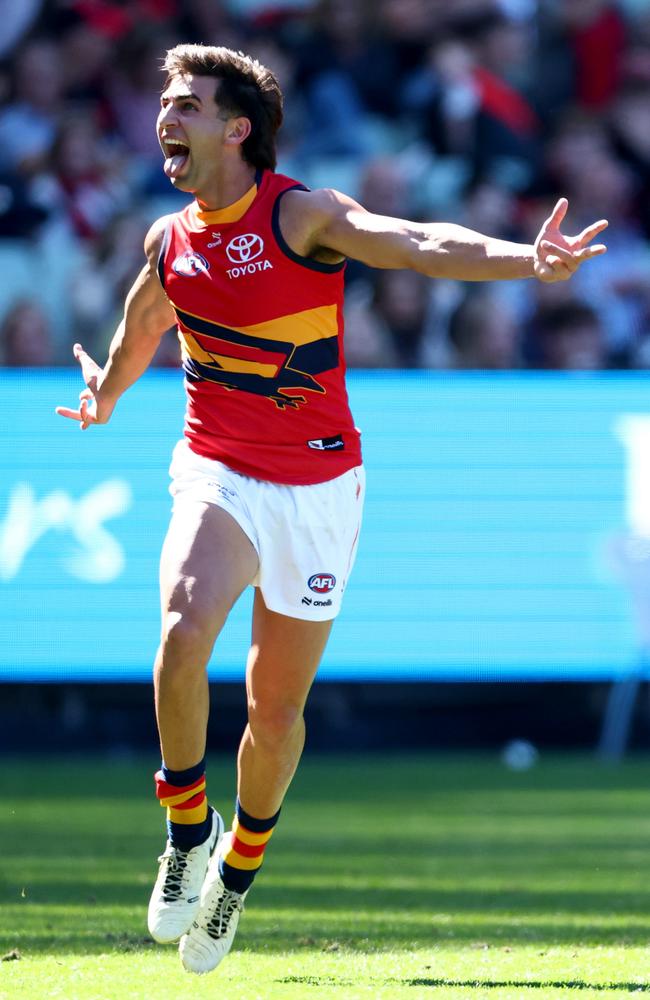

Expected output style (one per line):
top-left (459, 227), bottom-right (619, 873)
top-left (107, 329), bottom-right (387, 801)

top-left (226, 233), bottom-right (264, 264)
top-left (172, 250), bottom-right (210, 277)
top-left (308, 573), bottom-right (336, 594)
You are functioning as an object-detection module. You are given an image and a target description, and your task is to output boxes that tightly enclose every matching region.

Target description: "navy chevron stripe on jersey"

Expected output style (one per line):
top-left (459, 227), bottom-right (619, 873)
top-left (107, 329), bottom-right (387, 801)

top-left (175, 307), bottom-right (340, 374)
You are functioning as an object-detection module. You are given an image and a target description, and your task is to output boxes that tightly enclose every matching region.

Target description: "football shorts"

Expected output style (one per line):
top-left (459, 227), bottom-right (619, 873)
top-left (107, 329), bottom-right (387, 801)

top-left (168, 438), bottom-right (365, 621)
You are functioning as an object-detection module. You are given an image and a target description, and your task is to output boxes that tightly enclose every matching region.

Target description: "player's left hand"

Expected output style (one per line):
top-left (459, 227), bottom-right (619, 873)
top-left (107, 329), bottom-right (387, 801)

top-left (534, 198), bottom-right (608, 283)
top-left (55, 343), bottom-right (114, 429)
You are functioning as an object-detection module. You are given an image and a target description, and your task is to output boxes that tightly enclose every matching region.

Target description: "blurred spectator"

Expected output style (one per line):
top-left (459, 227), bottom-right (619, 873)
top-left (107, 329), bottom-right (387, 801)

top-left (528, 114), bottom-right (650, 365)
top-left (460, 175), bottom-right (521, 239)
top-left (406, 7), bottom-right (541, 191)
top-left (179, 0), bottom-right (237, 42)
top-left (449, 288), bottom-right (522, 368)
top-left (58, 19), bottom-right (114, 113)
top-left (373, 269), bottom-right (434, 367)
top-left (0, 0), bottom-right (44, 59)
top-left (527, 301), bottom-right (607, 370)
top-left (0, 171), bottom-right (48, 238)
top-left (345, 269), bottom-right (434, 368)
top-left (105, 26), bottom-right (180, 194)
top-left (558, 150), bottom-right (650, 362)
top-left (63, 0), bottom-right (177, 37)
top-left (0, 299), bottom-right (54, 366)
top-left (0, 38), bottom-right (67, 176)
top-left (359, 156), bottom-right (413, 218)
top-left (70, 211), bottom-right (152, 352)
top-left (543, 109), bottom-right (611, 191)
top-left (554, 0), bottom-right (627, 109)
top-left (609, 81), bottom-right (650, 238)
top-left (31, 113), bottom-right (130, 241)
top-left (343, 283), bottom-right (401, 369)
top-left (292, 0), bottom-right (403, 158)
top-left (377, 0), bottom-right (439, 92)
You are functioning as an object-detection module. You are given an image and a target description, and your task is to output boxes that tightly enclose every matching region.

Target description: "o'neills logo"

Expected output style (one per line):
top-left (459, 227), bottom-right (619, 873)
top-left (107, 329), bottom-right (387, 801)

top-left (225, 233), bottom-right (273, 280)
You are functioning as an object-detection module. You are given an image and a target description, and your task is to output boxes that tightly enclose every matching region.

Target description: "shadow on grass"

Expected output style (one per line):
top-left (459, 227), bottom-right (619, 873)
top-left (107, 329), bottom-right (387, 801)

top-left (9, 832), bottom-right (650, 864)
top-left (404, 981), bottom-right (650, 993)
top-left (278, 976), bottom-right (650, 992)
top-left (5, 876), bottom-right (650, 916)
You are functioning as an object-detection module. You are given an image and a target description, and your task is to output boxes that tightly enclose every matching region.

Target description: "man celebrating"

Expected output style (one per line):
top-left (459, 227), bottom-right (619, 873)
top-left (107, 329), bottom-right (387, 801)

top-left (56, 44), bottom-right (607, 975)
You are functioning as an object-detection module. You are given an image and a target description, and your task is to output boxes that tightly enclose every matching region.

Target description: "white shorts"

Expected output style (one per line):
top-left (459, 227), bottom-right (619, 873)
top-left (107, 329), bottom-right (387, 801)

top-left (168, 439), bottom-right (365, 621)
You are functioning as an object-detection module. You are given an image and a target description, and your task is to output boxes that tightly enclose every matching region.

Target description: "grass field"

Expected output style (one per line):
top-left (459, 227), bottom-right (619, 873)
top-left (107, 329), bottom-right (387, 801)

top-left (1, 753), bottom-right (649, 1000)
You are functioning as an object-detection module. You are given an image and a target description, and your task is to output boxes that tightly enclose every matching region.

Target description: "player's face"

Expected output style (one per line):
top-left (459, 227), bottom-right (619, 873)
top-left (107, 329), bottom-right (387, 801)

top-left (157, 74), bottom-right (230, 193)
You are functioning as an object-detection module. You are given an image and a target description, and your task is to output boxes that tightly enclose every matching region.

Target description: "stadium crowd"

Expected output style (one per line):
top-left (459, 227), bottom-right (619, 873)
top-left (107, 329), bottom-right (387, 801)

top-left (1, 0), bottom-right (650, 371)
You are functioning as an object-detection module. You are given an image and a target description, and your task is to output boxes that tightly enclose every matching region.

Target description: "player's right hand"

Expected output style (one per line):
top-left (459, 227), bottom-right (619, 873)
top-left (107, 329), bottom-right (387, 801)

top-left (55, 343), bottom-right (114, 430)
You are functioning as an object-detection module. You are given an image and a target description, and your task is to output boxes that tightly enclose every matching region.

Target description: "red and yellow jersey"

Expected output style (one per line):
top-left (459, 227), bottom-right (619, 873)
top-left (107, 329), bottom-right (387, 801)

top-left (158, 169), bottom-right (362, 485)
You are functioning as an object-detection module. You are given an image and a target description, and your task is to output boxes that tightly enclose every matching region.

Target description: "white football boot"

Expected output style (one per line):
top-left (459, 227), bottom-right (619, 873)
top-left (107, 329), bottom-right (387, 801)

top-left (179, 835), bottom-right (248, 974)
top-left (148, 806), bottom-right (224, 944)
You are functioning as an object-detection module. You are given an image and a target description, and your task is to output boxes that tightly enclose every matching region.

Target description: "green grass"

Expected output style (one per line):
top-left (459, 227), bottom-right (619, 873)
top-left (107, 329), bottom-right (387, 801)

top-left (1, 753), bottom-right (650, 999)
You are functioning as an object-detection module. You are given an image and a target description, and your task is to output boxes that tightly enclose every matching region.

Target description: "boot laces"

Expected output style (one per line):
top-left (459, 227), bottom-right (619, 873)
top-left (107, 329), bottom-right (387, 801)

top-left (157, 846), bottom-right (190, 902)
top-left (205, 888), bottom-right (244, 940)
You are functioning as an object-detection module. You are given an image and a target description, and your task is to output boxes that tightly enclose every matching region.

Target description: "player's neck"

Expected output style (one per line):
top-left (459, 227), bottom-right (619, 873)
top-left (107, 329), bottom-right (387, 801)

top-left (195, 163), bottom-right (257, 213)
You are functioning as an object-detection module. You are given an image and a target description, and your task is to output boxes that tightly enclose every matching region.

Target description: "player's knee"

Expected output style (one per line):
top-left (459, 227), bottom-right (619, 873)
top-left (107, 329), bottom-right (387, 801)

top-left (247, 698), bottom-right (304, 748)
top-left (159, 609), bottom-right (220, 670)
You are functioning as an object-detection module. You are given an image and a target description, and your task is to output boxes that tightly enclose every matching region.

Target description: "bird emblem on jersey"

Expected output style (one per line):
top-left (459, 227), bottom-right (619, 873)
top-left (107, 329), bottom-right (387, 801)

top-left (175, 306), bottom-right (338, 409)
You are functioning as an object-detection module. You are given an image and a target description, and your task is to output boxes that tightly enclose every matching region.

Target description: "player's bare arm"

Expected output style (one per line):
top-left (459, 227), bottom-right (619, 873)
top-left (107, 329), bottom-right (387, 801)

top-left (56, 217), bottom-right (177, 429)
top-left (279, 188), bottom-right (607, 283)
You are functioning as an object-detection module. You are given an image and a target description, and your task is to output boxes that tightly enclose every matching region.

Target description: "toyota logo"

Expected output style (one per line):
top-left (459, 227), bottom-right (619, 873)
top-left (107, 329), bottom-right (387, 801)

top-left (226, 233), bottom-right (264, 264)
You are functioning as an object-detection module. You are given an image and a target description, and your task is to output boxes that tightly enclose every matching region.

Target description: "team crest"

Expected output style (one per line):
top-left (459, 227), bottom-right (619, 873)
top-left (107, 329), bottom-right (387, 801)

top-left (172, 250), bottom-right (210, 277)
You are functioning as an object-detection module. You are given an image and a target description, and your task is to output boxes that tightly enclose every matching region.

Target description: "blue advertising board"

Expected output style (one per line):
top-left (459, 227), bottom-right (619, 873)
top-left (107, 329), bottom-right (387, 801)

top-left (0, 370), bottom-right (646, 682)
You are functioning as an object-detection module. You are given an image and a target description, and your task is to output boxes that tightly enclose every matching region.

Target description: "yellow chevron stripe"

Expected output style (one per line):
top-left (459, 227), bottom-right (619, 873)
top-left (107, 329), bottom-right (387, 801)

top-left (177, 303), bottom-right (339, 347)
top-left (178, 331), bottom-right (214, 365)
top-left (232, 820), bottom-right (275, 847)
top-left (222, 845), bottom-right (264, 870)
top-left (159, 779), bottom-right (206, 808)
top-left (168, 801), bottom-right (208, 825)
top-left (179, 332), bottom-right (279, 376)
top-left (208, 353), bottom-right (278, 376)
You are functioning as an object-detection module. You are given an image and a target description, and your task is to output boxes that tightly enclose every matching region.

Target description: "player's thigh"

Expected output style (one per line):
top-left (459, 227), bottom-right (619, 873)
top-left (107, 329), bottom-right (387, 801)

top-left (160, 501), bottom-right (259, 632)
top-left (246, 588), bottom-right (333, 712)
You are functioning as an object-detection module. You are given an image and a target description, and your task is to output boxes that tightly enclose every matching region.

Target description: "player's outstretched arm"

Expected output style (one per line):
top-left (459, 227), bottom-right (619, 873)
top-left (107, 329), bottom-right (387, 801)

top-left (283, 189), bottom-right (607, 283)
top-left (56, 217), bottom-right (177, 430)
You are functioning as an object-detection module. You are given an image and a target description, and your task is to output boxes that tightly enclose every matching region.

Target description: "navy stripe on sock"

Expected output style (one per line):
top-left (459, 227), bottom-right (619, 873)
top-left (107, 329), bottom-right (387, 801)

top-left (161, 757), bottom-right (206, 787)
top-left (236, 798), bottom-right (281, 833)
top-left (167, 809), bottom-right (212, 851)
top-left (219, 857), bottom-right (258, 894)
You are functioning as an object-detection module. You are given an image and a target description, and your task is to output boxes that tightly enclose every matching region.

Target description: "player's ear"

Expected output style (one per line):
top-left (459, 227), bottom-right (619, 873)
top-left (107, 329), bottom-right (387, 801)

top-left (224, 116), bottom-right (251, 147)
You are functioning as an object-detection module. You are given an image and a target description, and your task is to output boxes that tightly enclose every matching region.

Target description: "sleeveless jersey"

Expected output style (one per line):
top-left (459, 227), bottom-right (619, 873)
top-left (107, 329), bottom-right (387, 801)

top-left (158, 169), bottom-right (362, 485)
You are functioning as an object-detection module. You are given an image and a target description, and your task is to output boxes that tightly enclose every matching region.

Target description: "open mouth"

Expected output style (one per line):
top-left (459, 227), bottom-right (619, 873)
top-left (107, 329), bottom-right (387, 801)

top-left (163, 139), bottom-right (190, 179)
